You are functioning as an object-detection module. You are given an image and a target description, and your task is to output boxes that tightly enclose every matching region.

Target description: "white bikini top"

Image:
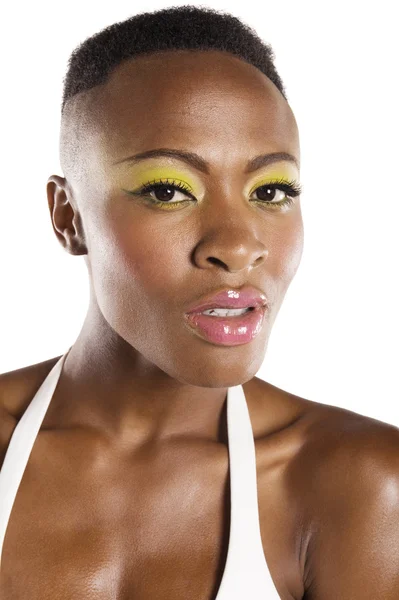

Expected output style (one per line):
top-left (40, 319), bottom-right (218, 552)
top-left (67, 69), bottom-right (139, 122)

top-left (0, 349), bottom-right (281, 598)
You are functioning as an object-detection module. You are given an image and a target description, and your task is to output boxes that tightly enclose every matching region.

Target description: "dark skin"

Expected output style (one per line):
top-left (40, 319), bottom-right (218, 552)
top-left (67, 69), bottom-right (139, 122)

top-left (0, 50), bottom-right (398, 599)
top-left (51, 48), bottom-right (304, 442)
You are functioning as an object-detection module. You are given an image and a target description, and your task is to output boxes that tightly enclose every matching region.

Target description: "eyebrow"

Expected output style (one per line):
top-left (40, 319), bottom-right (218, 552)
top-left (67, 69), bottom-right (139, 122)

top-left (112, 148), bottom-right (299, 173)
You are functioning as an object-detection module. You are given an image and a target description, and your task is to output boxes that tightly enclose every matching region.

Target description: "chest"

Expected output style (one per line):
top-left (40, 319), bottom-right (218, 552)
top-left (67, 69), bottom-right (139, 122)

top-left (0, 427), bottom-right (301, 599)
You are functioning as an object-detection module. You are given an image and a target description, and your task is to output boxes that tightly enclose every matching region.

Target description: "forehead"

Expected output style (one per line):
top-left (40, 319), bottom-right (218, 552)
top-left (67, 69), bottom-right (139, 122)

top-left (84, 50), bottom-right (300, 170)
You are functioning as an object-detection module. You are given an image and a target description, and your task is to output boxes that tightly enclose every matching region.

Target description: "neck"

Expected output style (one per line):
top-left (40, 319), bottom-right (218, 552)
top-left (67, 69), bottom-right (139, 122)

top-left (54, 305), bottom-right (230, 446)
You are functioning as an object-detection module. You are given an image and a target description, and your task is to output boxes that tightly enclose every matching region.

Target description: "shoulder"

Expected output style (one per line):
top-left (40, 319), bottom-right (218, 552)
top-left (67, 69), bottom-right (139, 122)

top-left (297, 396), bottom-right (399, 495)
top-left (249, 378), bottom-right (396, 598)
top-left (253, 378), bottom-right (399, 598)
top-left (253, 375), bottom-right (398, 469)
top-left (288, 394), bottom-right (399, 598)
top-left (0, 354), bottom-right (64, 468)
top-left (0, 354), bottom-right (63, 419)
top-left (269, 379), bottom-right (399, 510)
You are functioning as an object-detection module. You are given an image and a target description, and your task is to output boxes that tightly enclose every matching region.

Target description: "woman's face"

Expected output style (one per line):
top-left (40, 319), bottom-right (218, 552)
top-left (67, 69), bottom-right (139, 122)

top-left (59, 49), bottom-right (303, 387)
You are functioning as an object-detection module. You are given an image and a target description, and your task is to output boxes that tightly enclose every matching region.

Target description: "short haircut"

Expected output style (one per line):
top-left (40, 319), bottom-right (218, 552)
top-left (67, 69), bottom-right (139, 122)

top-left (61, 5), bottom-right (287, 113)
top-left (59, 6), bottom-right (288, 185)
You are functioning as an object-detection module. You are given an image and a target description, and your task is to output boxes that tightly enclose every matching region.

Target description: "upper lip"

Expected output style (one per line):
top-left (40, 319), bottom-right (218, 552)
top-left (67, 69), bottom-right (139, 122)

top-left (185, 286), bottom-right (268, 314)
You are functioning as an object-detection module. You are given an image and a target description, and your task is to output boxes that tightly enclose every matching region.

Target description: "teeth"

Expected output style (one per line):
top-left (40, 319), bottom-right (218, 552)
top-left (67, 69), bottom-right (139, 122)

top-left (202, 307), bottom-right (251, 317)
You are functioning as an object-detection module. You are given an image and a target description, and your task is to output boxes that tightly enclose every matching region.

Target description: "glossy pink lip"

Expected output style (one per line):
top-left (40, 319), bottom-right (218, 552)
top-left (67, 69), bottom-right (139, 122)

top-left (183, 305), bottom-right (266, 346)
top-left (185, 286), bottom-right (268, 315)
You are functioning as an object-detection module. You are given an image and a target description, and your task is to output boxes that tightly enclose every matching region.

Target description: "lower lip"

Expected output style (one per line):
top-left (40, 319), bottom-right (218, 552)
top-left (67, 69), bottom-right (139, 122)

top-left (183, 306), bottom-right (266, 346)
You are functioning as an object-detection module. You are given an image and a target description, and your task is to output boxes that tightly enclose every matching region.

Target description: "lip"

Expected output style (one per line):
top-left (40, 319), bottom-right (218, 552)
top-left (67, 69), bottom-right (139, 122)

top-left (183, 305), bottom-right (267, 346)
top-left (185, 286), bottom-right (268, 315)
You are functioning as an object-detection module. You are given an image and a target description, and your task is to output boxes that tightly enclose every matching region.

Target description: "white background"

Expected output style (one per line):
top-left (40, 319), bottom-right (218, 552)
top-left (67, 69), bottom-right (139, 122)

top-left (0, 0), bottom-right (397, 426)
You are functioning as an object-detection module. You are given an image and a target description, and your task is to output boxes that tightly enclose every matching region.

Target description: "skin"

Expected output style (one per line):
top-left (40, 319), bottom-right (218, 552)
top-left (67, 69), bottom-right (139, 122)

top-left (49, 48), bottom-right (304, 441)
top-left (0, 49), bottom-right (398, 599)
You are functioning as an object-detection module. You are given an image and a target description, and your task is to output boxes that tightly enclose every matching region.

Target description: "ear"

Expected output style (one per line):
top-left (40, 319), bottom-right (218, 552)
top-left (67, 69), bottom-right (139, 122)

top-left (46, 175), bottom-right (88, 256)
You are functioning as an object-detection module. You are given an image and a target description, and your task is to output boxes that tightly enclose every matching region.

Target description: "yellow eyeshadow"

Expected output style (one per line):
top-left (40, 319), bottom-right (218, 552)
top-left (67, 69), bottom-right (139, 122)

top-left (248, 168), bottom-right (299, 190)
top-left (118, 162), bottom-right (300, 201)
top-left (126, 166), bottom-right (199, 193)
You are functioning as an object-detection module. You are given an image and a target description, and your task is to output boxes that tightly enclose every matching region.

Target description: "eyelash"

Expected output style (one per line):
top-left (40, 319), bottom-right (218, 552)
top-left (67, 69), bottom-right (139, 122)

top-left (128, 177), bottom-right (303, 210)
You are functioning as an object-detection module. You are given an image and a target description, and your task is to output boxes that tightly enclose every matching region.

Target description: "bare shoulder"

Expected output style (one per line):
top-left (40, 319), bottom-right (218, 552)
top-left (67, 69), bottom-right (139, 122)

top-left (0, 354), bottom-right (63, 420)
top-left (251, 376), bottom-right (399, 525)
top-left (260, 375), bottom-right (399, 491)
top-left (0, 354), bottom-right (63, 467)
top-left (298, 393), bottom-right (399, 522)
top-left (252, 374), bottom-right (399, 461)
top-left (249, 375), bottom-right (398, 488)
top-left (303, 412), bottom-right (399, 599)
top-left (253, 377), bottom-right (399, 598)
top-left (293, 389), bottom-right (399, 486)
top-left (267, 382), bottom-right (399, 599)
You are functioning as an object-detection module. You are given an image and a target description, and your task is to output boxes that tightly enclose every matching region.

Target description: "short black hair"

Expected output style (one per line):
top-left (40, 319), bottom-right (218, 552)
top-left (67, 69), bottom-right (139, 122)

top-left (61, 4), bottom-right (288, 113)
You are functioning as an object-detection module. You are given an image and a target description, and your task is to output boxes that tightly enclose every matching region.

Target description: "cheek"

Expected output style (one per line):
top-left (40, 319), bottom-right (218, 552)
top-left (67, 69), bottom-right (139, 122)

top-left (88, 207), bottom-right (188, 314)
top-left (259, 213), bottom-right (303, 323)
top-left (273, 212), bottom-right (304, 284)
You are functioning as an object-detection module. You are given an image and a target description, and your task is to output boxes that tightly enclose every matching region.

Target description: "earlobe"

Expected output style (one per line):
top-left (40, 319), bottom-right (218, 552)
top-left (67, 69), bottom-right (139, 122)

top-left (46, 176), bottom-right (88, 256)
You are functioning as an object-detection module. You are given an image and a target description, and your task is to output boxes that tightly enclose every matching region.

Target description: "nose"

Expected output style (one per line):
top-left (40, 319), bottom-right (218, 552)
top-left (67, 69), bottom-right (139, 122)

top-left (193, 225), bottom-right (269, 274)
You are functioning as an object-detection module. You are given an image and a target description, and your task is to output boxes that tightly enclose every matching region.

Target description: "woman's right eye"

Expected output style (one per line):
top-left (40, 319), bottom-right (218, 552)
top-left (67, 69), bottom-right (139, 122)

top-left (139, 182), bottom-right (193, 203)
top-left (127, 178), bottom-right (195, 205)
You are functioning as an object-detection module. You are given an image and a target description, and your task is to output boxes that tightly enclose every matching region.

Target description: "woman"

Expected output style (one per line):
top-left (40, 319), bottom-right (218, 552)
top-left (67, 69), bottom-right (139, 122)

top-left (0, 5), bottom-right (398, 599)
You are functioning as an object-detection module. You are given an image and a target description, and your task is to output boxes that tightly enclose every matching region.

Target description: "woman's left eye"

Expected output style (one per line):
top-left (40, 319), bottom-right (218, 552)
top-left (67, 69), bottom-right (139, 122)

top-left (250, 179), bottom-right (303, 206)
top-left (251, 185), bottom-right (292, 203)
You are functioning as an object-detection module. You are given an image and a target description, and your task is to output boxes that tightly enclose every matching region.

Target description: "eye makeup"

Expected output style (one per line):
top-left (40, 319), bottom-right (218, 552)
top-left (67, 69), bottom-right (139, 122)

top-left (246, 166), bottom-right (299, 194)
top-left (121, 166), bottom-right (200, 194)
top-left (120, 163), bottom-right (302, 211)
